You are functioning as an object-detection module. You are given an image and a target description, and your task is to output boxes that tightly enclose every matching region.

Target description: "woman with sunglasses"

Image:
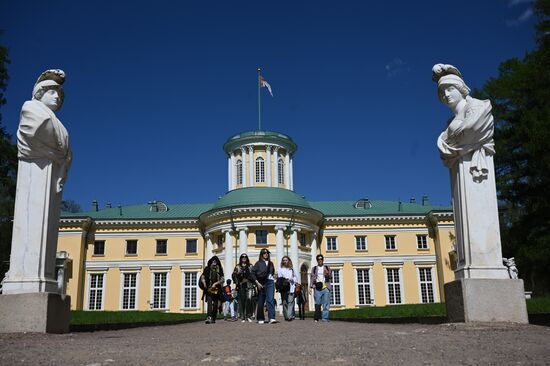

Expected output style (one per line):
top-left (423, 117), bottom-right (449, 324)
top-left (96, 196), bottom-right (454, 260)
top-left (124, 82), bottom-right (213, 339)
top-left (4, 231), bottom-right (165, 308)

top-left (200, 255), bottom-right (224, 324)
top-left (232, 253), bottom-right (255, 322)
top-left (251, 249), bottom-right (277, 324)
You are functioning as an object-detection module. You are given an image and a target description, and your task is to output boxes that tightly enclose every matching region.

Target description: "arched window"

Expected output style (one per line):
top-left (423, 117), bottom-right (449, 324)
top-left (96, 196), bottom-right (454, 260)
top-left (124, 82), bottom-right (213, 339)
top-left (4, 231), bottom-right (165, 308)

top-left (236, 159), bottom-right (243, 185)
top-left (255, 157), bottom-right (265, 183)
top-left (278, 158), bottom-right (284, 185)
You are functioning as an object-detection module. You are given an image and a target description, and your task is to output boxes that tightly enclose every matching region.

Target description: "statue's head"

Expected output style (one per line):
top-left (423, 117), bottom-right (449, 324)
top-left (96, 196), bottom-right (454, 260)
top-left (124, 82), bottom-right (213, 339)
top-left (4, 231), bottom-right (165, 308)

top-left (432, 64), bottom-right (470, 106)
top-left (32, 69), bottom-right (65, 112)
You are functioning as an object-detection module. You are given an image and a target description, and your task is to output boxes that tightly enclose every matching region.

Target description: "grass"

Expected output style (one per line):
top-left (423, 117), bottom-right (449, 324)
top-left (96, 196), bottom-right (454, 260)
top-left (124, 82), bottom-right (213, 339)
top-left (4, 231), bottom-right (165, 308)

top-left (70, 310), bottom-right (204, 325)
top-left (526, 296), bottom-right (550, 314)
top-left (330, 303), bottom-right (446, 319)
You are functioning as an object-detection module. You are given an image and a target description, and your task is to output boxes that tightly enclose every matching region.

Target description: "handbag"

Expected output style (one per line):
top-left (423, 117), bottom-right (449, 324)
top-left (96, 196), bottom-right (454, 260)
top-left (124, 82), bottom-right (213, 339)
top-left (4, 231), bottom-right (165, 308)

top-left (276, 277), bottom-right (291, 293)
top-left (315, 282), bottom-right (324, 291)
top-left (207, 286), bottom-right (219, 295)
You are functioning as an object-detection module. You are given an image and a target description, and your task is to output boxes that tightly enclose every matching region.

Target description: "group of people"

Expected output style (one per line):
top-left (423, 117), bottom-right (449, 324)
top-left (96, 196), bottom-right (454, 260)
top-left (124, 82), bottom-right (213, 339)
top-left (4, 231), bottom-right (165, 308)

top-left (200, 250), bottom-right (332, 324)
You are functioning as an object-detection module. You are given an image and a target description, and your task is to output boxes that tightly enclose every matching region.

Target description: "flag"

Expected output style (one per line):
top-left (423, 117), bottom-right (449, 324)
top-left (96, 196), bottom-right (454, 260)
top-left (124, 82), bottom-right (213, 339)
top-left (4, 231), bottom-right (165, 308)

top-left (259, 75), bottom-right (273, 97)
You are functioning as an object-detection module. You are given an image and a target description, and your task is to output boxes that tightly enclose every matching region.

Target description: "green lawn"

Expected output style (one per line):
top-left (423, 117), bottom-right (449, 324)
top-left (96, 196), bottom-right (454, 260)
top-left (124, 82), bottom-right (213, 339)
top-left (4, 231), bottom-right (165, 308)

top-left (70, 310), bottom-right (204, 325)
top-left (330, 303), bottom-right (446, 319)
top-left (526, 296), bottom-right (550, 314)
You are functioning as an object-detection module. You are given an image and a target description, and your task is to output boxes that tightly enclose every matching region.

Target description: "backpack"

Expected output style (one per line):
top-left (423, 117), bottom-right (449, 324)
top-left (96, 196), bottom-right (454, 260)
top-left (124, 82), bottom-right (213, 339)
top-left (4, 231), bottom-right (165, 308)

top-left (222, 285), bottom-right (233, 301)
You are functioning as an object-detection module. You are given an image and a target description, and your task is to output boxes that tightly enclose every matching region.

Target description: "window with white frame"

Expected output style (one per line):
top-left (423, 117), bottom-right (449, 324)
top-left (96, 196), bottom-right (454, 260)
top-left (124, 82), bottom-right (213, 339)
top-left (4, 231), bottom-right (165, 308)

top-left (186, 239), bottom-right (197, 254)
top-left (355, 236), bottom-right (367, 251)
top-left (386, 268), bottom-right (402, 304)
top-left (356, 268), bottom-right (372, 305)
top-left (326, 236), bottom-right (337, 251)
top-left (417, 235), bottom-right (428, 250)
top-left (152, 272), bottom-right (168, 309)
top-left (255, 157), bottom-right (265, 183)
top-left (182, 271), bottom-right (199, 309)
top-left (418, 267), bottom-right (435, 303)
top-left (126, 240), bottom-right (138, 255)
top-left (236, 159), bottom-right (243, 185)
top-left (88, 273), bottom-right (104, 310)
top-left (329, 269), bottom-right (342, 305)
top-left (121, 272), bottom-right (137, 310)
top-left (255, 230), bottom-right (268, 245)
top-left (385, 235), bottom-right (396, 250)
top-left (156, 239), bottom-right (167, 255)
top-left (278, 158), bottom-right (284, 184)
top-left (93, 240), bottom-right (105, 256)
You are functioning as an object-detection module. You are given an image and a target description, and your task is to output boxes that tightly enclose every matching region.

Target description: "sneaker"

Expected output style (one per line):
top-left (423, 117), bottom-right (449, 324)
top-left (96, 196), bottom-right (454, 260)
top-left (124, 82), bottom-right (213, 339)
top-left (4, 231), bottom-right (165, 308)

top-left (321, 319), bottom-right (330, 322)
top-left (269, 319), bottom-right (278, 324)
top-left (314, 320), bottom-right (319, 323)
top-left (241, 319), bottom-right (246, 323)
top-left (258, 320), bottom-right (265, 324)
top-left (247, 317), bottom-right (253, 323)
top-left (205, 317), bottom-right (212, 324)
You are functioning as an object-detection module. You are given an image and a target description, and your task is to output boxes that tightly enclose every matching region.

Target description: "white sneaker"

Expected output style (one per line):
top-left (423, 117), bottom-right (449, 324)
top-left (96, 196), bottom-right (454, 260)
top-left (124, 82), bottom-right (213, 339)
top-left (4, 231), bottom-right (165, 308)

top-left (269, 319), bottom-right (278, 324)
top-left (258, 320), bottom-right (265, 324)
top-left (247, 317), bottom-right (253, 323)
top-left (241, 320), bottom-right (246, 323)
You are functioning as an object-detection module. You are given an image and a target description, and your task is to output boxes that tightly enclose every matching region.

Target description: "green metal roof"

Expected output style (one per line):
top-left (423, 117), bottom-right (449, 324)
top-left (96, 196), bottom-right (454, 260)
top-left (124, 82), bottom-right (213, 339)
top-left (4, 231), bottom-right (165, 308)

top-left (223, 130), bottom-right (297, 155)
top-left (309, 200), bottom-right (451, 216)
top-left (60, 203), bottom-right (214, 220)
top-left (211, 187), bottom-right (311, 210)
top-left (60, 191), bottom-right (451, 221)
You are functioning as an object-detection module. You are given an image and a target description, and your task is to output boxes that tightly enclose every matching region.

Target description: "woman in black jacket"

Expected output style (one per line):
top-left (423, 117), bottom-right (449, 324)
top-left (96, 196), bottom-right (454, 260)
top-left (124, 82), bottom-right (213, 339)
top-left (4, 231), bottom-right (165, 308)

top-left (232, 253), bottom-right (255, 322)
top-left (250, 249), bottom-right (277, 324)
top-left (200, 256), bottom-right (224, 324)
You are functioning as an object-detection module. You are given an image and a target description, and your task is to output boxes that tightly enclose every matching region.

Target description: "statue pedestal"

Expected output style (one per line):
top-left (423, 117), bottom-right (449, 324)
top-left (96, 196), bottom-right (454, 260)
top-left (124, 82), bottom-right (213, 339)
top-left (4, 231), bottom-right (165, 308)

top-left (450, 155), bottom-right (509, 279)
top-left (2, 159), bottom-right (62, 294)
top-left (445, 279), bottom-right (528, 323)
top-left (0, 293), bottom-right (71, 333)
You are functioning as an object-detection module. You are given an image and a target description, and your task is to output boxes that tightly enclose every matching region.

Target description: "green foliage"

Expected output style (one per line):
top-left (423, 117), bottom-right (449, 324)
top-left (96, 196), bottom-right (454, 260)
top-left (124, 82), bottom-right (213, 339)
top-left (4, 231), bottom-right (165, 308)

top-left (330, 303), bottom-right (446, 319)
top-left (474, 0), bottom-right (550, 295)
top-left (61, 199), bottom-right (82, 213)
top-left (0, 38), bottom-right (15, 280)
top-left (526, 296), bottom-right (550, 314)
top-left (70, 310), bottom-right (204, 325)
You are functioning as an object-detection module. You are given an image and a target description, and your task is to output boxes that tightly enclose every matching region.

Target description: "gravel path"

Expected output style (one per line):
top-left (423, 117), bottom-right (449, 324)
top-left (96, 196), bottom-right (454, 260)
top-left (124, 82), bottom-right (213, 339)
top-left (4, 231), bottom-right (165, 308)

top-left (1, 320), bottom-right (549, 365)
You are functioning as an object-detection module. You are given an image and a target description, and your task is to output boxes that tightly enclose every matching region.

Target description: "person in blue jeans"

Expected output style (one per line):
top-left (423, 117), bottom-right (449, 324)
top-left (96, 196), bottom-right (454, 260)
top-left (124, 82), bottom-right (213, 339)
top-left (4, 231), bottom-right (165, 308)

top-left (251, 249), bottom-right (278, 324)
top-left (309, 254), bottom-right (332, 322)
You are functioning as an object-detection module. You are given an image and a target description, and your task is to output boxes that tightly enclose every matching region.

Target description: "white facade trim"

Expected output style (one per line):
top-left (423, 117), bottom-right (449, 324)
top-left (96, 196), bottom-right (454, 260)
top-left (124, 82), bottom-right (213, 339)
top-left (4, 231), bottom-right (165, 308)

top-left (86, 259), bottom-right (203, 269)
top-left (323, 227), bottom-right (430, 234)
top-left (93, 231), bottom-right (201, 238)
top-left (324, 255), bottom-right (436, 265)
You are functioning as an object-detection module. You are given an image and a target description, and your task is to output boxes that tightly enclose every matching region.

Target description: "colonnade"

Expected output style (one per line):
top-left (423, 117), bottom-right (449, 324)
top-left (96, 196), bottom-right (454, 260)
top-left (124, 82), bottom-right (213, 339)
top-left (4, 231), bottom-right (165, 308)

top-left (227, 144), bottom-right (294, 191)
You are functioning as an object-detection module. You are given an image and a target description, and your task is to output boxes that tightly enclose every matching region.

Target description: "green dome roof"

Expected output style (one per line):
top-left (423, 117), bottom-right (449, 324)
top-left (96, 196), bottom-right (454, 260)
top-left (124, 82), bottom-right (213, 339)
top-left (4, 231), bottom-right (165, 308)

top-left (212, 187), bottom-right (311, 210)
top-left (223, 130), bottom-right (297, 155)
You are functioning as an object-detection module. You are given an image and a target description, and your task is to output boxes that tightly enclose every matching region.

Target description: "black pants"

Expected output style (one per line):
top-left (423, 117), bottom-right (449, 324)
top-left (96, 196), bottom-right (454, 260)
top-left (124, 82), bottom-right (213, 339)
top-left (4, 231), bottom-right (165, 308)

top-left (206, 294), bottom-right (220, 321)
top-left (297, 300), bottom-right (306, 320)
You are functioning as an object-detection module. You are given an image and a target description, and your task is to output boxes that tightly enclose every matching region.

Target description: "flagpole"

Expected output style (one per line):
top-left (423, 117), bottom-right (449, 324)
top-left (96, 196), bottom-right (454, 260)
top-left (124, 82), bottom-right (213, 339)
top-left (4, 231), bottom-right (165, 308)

top-left (257, 67), bottom-right (261, 131)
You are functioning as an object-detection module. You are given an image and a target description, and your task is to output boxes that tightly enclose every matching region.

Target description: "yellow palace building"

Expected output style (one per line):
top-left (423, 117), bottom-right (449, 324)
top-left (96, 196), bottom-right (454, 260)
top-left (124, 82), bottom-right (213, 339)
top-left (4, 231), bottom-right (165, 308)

top-left (58, 130), bottom-right (456, 313)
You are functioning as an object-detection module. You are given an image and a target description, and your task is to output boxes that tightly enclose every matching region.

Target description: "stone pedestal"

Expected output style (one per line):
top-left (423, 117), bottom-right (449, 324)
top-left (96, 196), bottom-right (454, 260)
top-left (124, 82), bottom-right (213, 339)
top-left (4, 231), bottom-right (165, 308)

top-left (2, 159), bottom-right (62, 294)
top-left (444, 278), bottom-right (528, 323)
top-left (0, 292), bottom-right (71, 333)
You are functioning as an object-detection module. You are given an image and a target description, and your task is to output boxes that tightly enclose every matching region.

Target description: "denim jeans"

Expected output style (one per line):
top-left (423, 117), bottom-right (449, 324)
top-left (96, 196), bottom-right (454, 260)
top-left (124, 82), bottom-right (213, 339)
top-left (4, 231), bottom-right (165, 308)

top-left (282, 291), bottom-right (295, 320)
top-left (223, 300), bottom-right (234, 318)
top-left (314, 288), bottom-right (330, 320)
top-left (257, 279), bottom-right (275, 321)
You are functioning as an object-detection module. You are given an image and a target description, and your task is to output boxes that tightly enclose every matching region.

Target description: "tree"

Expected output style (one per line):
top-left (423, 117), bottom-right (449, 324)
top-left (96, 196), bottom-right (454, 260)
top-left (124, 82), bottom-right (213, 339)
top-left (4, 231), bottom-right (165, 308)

top-left (475, 0), bottom-right (550, 295)
top-left (0, 38), bottom-right (16, 281)
top-left (61, 199), bottom-right (81, 213)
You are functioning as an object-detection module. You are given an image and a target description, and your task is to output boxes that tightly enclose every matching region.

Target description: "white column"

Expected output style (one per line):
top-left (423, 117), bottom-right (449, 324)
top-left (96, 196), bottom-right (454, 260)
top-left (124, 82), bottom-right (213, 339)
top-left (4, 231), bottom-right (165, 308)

top-left (290, 228), bottom-right (300, 274)
top-left (275, 226), bottom-right (285, 266)
top-left (241, 147), bottom-right (247, 188)
top-left (273, 147), bottom-right (279, 187)
top-left (238, 227), bottom-right (248, 256)
top-left (230, 152), bottom-right (236, 190)
top-left (248, 146), bottom-right (254, 187)
top-left (205, 233), bottom-right (213, 261)
top-left (227, 156), bottom-right (232, 191)
top-left (290, 157), bottom-right (294, 191)
top-left (223, 229), bottom-right (234, 276)
top-left (309, 232), bottom-right (318, 311)
top-left (266, 145), bottom-right (272, 187)
top-left (285, 152), bottom-right (290, 189)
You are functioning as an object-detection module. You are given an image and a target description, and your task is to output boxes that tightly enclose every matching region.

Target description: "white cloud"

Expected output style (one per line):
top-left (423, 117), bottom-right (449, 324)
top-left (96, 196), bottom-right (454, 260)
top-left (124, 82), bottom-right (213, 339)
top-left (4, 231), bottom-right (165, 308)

top-left (508, 0), bottom-right (534, 7)
top-left (385, 57), bottom-right (410, 78)
top-left (506, 7), bottom-right (534, 27)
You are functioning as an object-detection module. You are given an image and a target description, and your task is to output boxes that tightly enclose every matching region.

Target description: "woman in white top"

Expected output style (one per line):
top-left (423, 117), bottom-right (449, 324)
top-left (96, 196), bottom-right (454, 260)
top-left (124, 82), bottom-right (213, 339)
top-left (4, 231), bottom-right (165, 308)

top-left (277, 256), bottom-right (298, 321)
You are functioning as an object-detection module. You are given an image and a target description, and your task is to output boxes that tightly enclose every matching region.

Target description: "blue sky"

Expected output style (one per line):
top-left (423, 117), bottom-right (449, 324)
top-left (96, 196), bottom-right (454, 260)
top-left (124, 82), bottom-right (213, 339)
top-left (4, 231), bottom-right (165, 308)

top-left (1, 0), bottom-right (538, 211)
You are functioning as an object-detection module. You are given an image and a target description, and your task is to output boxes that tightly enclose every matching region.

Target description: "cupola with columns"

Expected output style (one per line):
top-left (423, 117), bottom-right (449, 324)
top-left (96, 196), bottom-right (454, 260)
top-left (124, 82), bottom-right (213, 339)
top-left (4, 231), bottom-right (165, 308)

top-left (223, 130), bottom-right (297, 191)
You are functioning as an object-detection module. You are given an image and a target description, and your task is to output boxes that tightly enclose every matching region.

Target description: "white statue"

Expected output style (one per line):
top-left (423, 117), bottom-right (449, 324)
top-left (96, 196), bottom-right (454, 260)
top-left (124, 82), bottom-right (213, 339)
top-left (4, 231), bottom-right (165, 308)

top-left (503, 257), bottom-right (519, 280)
top-left (434, 64), bottom-right (508, 279)
top-left (2, 69), bottom-right (72, 294)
